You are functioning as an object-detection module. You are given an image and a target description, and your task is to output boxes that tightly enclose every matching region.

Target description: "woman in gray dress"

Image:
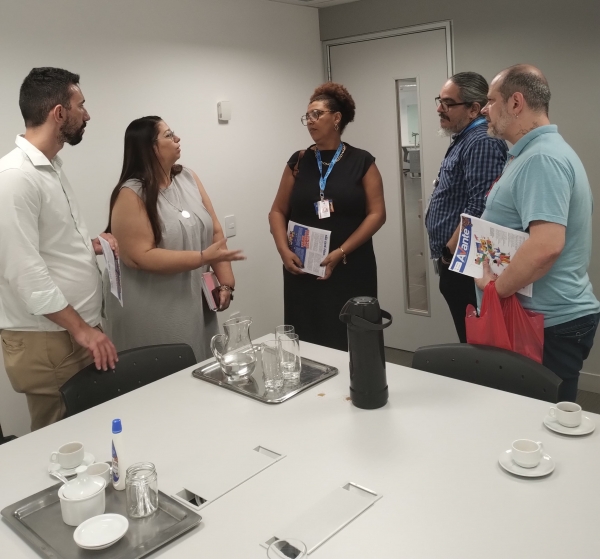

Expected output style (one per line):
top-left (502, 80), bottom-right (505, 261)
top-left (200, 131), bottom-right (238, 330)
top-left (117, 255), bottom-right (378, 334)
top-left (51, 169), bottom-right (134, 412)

top-left (104, 116), bottom-right (244, 361)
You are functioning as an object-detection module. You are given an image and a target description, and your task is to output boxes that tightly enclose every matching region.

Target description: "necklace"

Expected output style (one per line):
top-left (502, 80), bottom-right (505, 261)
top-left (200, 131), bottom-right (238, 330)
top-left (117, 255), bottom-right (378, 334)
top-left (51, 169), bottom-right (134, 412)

top-left (320, 143), bottom-right (346, 166)
top-left (159, 182), bottom-right (191, 219)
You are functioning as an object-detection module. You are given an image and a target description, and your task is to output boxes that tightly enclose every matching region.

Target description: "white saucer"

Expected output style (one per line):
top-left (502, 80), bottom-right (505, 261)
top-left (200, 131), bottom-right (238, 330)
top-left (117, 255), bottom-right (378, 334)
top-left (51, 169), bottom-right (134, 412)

top-left (498, 450), bottom-right (555, 478)
top-left (74, 514), bottom-right (128, 550)
top-left (543, 414), bottom-right (596, 436)
top-left (47, 452), bottom-right (95, 477)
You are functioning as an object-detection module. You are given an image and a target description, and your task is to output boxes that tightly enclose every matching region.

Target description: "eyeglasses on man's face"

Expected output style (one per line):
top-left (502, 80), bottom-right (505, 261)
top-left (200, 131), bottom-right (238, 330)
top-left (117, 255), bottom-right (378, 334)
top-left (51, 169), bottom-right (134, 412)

top-left (435, 97), bottom-right (471, 112)
top-left (301, 109), bottom-right (334, 126)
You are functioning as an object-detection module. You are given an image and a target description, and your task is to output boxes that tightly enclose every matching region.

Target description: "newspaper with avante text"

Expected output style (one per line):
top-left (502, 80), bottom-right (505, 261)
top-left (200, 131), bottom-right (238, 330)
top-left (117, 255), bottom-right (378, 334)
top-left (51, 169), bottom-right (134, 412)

top-left (287, 220), bottom-right (331, 278)
top-left (449, 214), bottom-right (532, 297)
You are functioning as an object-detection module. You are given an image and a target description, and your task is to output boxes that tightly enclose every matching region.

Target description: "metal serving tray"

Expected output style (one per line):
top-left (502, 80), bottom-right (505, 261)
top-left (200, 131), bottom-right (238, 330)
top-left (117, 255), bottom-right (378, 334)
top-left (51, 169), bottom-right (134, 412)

top-left (1, 482), bottom-right (201, 559)
top-left (192, 346), bottom-right (338, 404)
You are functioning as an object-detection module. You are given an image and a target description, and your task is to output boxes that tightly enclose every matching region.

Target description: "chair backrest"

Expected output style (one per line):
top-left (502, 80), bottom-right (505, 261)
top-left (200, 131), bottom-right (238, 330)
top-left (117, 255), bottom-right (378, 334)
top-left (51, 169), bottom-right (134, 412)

top-left (60, 344), bottom-right (197, 417)
top-left (0, 422), bottom-right (17, 445)
top-left (412, 343), bottom-right (561, 403)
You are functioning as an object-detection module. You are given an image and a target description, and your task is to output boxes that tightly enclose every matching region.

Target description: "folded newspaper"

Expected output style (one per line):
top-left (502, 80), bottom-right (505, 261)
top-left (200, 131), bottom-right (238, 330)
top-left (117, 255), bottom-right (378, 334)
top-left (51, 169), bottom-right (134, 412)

top-left (449, 214), bottom-right (532, 297)
top-left (99, 235), bottom-right (123, 306)
top-left (287, 220), bottom-right (331, 277)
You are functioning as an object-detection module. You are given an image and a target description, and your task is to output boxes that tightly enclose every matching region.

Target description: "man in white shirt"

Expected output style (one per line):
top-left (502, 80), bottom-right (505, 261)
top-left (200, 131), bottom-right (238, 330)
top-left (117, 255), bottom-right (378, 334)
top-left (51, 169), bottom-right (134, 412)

top-left (0, 67), bottom-right (118, 431)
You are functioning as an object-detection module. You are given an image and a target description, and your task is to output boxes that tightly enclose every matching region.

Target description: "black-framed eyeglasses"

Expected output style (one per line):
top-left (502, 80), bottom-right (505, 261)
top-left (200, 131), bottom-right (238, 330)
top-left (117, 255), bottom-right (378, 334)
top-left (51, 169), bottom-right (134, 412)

top-left (301, 109), bottom-right (334, 126)
top-left (435, 97), bottom-right (471, 112)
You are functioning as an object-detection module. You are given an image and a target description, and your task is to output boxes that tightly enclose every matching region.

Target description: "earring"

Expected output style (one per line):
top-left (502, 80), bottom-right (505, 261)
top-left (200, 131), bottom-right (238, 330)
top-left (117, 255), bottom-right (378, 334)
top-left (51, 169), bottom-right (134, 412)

top-left (334, 123), bottom-right (339, 131)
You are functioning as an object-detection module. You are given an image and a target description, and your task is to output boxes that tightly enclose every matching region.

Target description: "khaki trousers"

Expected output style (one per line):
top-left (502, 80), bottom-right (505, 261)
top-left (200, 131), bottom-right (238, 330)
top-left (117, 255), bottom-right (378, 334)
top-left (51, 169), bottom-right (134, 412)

top-left (0, 329), bottom-right (93, 431)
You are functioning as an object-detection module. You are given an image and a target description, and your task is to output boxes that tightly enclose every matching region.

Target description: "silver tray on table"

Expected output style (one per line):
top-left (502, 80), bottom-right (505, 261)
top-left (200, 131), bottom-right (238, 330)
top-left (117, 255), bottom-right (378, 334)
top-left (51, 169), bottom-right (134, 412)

top-left (192, 346), bottom-right (338, 404)
top-left (1, 482), bottom-right (201, 559)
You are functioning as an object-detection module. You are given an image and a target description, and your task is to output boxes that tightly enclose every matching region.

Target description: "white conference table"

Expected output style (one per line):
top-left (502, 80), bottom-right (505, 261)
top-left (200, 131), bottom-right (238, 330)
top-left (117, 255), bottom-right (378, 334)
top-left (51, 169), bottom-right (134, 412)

top-left (1, 338), bottom-right (599, 558)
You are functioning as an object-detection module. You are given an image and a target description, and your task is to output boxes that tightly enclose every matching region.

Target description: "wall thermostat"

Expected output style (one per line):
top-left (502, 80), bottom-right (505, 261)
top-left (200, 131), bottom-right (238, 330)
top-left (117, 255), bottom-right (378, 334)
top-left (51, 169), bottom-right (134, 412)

top-left (217, 101), bottom-right (231, 122)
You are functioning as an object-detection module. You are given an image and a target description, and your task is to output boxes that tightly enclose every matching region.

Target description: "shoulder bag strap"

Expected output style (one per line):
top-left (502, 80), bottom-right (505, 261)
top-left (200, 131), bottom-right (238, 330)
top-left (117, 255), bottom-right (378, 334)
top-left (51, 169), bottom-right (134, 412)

top-left (292, 149), bottom-right (306, 178)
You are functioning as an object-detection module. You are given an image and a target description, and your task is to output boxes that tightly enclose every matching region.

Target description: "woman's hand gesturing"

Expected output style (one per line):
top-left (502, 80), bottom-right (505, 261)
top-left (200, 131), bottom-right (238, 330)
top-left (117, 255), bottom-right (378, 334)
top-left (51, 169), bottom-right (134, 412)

top-left (202, 238), bottom-right (245, 266)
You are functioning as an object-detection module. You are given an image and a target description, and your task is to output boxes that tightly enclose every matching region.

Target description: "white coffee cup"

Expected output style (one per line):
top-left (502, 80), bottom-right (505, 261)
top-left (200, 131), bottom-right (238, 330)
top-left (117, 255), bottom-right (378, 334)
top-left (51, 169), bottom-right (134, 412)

top-left (549, 401), bottom-right (582, 427)
top-left (86, 462), bottom-right (111, 485)
top-left (50, 442), bottom-right (85, 470)
top-left (511, 439), bottom-right (544, 468)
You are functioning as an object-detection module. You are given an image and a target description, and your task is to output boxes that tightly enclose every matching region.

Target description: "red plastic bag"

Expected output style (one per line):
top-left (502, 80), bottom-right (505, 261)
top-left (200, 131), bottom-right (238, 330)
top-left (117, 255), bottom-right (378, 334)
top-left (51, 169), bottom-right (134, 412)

top-left (500, 294), bottom-right (545, 363)
top-left (465, 282), bottom-right (544, 363)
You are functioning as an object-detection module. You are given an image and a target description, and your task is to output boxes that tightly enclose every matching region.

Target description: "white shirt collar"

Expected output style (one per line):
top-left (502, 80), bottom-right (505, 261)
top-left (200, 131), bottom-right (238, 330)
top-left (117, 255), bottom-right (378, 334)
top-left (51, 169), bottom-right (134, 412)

top-left (15, 134), bottom-right (63, 169)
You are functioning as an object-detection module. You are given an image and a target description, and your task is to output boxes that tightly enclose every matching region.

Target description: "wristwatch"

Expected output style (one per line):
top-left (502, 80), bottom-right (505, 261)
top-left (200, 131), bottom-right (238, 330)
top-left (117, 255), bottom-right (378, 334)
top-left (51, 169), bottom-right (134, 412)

top-left (442, 246), bottom-right (454, 263)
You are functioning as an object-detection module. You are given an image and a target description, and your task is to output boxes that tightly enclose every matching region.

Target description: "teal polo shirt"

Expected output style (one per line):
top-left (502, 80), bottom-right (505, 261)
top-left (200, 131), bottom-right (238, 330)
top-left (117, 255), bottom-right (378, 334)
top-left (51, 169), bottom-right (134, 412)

top-left (479, 125), bottom-right (599, 327)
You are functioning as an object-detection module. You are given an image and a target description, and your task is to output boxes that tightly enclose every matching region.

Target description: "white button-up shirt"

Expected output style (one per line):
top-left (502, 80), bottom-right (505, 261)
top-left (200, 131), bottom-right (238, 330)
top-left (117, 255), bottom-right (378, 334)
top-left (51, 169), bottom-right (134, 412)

top-left (0, 135), bottom-right (102, 331)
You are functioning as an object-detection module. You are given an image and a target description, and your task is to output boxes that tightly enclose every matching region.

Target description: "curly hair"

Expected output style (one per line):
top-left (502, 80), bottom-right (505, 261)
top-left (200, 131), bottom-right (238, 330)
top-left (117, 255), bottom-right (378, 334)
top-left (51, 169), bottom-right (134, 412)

top-left (310, 82), bottom-right (355, 133)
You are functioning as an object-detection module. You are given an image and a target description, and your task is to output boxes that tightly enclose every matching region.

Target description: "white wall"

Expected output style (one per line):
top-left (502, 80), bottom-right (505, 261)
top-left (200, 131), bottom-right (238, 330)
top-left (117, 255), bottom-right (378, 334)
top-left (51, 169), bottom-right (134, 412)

top-left (0, 0), bottom-right (323, 436)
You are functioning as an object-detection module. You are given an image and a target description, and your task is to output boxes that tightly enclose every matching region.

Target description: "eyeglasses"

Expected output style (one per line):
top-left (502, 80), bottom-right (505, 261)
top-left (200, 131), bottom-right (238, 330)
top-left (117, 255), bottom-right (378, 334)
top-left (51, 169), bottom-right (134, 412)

top-left (301, 110), bottom-right (334, 126)
top-left (163, 130), bottom-right (177, 141)
top-left (435, 97), bottom-right (471, 112)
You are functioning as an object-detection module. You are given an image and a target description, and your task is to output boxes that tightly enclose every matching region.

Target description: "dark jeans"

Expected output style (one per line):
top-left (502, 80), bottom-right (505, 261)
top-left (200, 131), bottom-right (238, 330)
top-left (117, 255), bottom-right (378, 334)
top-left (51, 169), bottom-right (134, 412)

top-left (543, 312), bottom-right (600, 402)
top-left (438, 258), bottom-right (477, 343)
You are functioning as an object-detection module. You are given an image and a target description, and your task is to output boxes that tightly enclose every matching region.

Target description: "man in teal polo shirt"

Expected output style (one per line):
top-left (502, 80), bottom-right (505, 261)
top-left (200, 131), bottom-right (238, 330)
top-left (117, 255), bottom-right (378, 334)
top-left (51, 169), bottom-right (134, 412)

top-left (476, 64), bottom-right (600, 402)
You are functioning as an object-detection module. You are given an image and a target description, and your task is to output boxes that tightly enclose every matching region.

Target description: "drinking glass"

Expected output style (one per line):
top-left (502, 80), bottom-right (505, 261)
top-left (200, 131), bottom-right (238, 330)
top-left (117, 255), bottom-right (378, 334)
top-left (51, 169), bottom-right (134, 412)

top-left (267, 538), bottom-right (307, 559)
top-left (278, 333), bottom-right (301, 381)
top-left (261, 339), bottom-right (284, 390)
top-left (275, 325), bottom-right (295, 340)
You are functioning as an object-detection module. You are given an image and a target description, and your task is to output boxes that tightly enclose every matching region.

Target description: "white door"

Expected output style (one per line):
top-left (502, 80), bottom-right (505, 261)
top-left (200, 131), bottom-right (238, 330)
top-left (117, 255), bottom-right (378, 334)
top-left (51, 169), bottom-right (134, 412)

top-left (326, 24), bottom-right (459, 350)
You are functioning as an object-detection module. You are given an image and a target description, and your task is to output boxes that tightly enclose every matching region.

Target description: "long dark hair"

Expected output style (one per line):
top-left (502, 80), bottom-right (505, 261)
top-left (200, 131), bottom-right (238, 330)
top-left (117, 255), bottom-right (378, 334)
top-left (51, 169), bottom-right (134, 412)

top-left (106, 116), bottom-right (182, 245)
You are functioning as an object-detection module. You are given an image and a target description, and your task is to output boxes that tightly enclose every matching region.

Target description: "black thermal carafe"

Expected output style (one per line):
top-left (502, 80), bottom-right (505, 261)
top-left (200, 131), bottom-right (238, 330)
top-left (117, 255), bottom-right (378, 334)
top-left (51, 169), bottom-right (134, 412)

top-left (339, 296), bottom-right (392, 409)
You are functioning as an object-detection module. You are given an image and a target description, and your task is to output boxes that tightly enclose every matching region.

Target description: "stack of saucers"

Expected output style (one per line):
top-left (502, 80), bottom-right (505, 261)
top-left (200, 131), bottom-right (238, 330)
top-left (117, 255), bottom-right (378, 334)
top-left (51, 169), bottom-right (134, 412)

top-left (73, 514), bottom-right (129, 550)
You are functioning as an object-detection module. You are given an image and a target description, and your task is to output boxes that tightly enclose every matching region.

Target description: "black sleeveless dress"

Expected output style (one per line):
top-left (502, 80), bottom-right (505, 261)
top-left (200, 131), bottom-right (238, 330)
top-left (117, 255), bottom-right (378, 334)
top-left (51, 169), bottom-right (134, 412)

top-left (284, 143), bottom-right (378, 351)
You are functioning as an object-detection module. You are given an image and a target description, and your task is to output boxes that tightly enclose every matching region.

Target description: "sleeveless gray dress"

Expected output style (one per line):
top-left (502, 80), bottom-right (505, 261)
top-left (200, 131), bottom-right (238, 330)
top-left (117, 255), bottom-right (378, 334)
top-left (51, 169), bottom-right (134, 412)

top-left (103, 167), bottom-right (219, 361)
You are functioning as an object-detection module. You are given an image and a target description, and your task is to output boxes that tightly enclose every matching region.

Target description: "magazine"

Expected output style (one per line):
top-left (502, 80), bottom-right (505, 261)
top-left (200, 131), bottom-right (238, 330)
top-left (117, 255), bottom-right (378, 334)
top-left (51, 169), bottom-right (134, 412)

top-left (201, 271), bottom-right (220, 312)
top-left (287, 221), bottom-right (331, 278)
top-left (449, 214), bottom-right (532, 297)
top-left (99, 236), bottom-right (123, 306)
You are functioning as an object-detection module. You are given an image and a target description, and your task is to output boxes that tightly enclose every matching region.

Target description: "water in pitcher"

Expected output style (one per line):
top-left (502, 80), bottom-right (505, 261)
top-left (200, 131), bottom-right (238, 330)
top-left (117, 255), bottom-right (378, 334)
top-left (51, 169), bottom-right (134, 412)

top-left (221, 352), bottom-right (256, 380)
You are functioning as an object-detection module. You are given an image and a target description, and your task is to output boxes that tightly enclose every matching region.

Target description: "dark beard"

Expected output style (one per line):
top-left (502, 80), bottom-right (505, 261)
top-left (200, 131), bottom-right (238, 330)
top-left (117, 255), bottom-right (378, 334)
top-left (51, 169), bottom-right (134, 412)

top-left (59, 121), bottom-right (85, 146)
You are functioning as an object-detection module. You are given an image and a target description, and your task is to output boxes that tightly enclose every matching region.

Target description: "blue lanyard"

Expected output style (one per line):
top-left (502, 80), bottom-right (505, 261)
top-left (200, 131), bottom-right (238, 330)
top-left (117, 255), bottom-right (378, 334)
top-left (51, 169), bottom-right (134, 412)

top-left (443, 117), bottom-right (487, 158)
top-left (462, 116), bottom-right (486, 135)
top-left (315, 143), bottom-right (344, 200)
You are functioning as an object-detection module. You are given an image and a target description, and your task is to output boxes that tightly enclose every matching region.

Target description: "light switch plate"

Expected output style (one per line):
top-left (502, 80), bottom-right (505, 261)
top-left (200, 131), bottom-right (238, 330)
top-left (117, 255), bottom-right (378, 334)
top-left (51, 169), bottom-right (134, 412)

top-left (224, 215), bottom-right (236, 238)
top-left (217, 100), bottom-right (231, 122)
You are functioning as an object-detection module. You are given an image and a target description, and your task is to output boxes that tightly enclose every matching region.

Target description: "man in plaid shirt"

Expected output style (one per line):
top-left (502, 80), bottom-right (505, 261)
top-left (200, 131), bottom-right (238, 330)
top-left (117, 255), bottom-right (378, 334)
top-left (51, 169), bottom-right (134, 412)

top-left (425, 72), bottom-right (507, 342)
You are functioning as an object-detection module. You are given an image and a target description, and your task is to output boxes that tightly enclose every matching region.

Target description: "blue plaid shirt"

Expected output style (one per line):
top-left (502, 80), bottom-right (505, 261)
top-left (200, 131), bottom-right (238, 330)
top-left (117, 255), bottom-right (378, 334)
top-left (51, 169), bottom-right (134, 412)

top-left (425, 119), bottom-right (508, 258)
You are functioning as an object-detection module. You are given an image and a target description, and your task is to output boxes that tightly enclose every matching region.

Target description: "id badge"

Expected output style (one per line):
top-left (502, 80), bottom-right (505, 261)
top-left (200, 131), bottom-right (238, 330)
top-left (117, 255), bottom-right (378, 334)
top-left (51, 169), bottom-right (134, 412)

top-left (315, 199), bottom-right (333, 219)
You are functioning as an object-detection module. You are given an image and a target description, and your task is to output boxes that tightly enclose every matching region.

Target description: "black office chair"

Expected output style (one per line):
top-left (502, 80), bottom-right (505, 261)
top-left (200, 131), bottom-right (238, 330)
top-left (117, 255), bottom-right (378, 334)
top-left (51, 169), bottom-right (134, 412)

top-left (60, 343), bottom-right (197, 417)
top-left (0, 422), bottom-right (17, 445)
top-left (412, 343), bottom-right (562, 403)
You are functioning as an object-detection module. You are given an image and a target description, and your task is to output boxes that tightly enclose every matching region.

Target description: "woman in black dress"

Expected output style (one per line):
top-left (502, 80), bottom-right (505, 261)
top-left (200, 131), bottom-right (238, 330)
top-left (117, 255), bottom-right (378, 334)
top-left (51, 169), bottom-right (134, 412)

top-left (269, 83), bottom-right (386, 351)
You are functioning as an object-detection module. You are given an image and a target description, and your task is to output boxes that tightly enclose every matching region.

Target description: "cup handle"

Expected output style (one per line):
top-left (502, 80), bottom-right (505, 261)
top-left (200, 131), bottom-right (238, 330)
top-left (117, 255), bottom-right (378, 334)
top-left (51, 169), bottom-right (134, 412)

top-left (549, 408), bottom-right (557, 418)
top-left (537, 441), bottom-right (544, 454)
top-left (50, 452), bottom-right (58, 463)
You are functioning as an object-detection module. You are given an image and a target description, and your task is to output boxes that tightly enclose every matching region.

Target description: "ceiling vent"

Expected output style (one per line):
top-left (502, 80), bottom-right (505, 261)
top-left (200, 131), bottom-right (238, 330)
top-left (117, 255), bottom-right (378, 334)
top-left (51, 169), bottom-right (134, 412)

top-left (267, 0), bottom-right (360, 8)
